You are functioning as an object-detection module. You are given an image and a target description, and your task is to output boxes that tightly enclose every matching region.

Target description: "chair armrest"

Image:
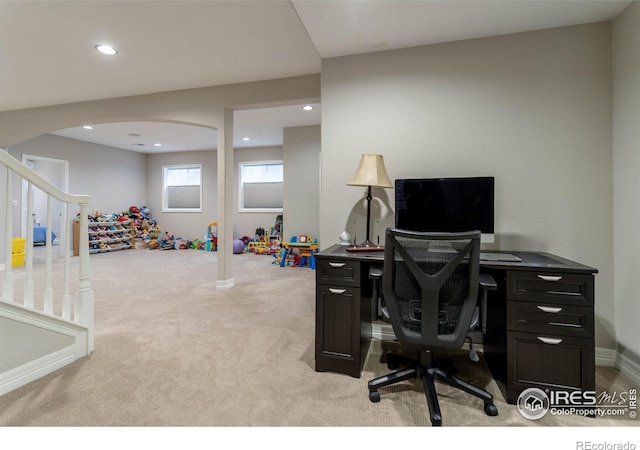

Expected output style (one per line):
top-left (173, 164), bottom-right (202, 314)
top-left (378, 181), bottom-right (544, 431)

top-left (478, 273), bottom-right (497, 334)
top-left (369, 266), bottom-right (383, 280)
top-left (479, 273), bottom-right (497, 291)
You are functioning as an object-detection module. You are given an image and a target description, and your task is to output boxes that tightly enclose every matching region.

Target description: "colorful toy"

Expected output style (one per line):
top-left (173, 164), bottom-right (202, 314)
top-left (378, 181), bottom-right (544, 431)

top-left (232, 239), bottom-right (245, 254)
top-left (205, 222), bottom-right (218, 251)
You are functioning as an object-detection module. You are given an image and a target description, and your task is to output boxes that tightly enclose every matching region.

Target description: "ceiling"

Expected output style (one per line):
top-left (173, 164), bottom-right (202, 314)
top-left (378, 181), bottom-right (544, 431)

top-left (1, 0), bottom-right (631, 152)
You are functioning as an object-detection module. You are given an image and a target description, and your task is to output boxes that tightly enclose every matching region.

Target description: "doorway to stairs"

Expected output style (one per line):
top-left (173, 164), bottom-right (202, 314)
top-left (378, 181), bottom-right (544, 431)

top-left (20, 154), bottom-right (69, 256)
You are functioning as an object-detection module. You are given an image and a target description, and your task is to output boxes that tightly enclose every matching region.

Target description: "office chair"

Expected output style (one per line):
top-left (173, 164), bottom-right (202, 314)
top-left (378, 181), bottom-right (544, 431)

top-left (367, 228), bottom-right (498, 426)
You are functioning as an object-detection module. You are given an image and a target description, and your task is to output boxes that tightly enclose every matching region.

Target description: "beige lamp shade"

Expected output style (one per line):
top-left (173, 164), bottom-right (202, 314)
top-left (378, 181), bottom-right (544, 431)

top-left (347, 154), bottom-right (392, 188)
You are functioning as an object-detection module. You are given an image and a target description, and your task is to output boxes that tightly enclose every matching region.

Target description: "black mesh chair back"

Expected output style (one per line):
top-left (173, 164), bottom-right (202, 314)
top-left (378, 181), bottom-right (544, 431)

top-left (383, 228), bottom-right (480, 350)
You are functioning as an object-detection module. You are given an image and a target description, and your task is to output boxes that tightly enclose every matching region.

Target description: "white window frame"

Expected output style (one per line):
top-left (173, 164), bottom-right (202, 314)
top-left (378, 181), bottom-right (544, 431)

top-left (238, 160), bottom-right (284, 213)
top-left (162, 164), bottom-right (203, 213)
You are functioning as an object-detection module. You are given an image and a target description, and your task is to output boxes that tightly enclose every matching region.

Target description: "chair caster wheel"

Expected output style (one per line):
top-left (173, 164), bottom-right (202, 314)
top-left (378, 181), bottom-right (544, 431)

top-left (369, 391), bottom-right (380, 402)
top-left (484, 403), bottom-right (498, 416)
top-left (387, 362), bottom-right (398, 370)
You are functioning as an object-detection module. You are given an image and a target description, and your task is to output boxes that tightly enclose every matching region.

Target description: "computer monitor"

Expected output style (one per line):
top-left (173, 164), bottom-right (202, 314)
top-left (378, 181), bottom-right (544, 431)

top-left (395, 176), bottom-right (495, 243)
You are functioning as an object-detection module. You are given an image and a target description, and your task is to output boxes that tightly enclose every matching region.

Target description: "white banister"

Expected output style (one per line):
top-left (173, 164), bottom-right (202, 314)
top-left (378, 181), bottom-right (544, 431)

top-left (3, 166), bottom-right (14, 302)
top-left (62, 202), bottom-right (71, 321)
top-left (24, 181), bottom-right (34, 307)
top-left (74, 202), bottom-right (94, 352)
top-left (44, 194), bottom-right (54, 314)
top-left (1, 148), bottom-right (93, 352)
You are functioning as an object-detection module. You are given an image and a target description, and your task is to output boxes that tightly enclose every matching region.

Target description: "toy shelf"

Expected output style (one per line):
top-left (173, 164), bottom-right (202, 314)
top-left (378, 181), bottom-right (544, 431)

top-left (74, 219), bottom-right (135, 256)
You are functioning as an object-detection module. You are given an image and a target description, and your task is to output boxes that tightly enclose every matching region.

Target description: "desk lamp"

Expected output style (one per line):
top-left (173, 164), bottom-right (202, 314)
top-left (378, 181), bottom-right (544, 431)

top-left (347, 154), bottom-right (392, 248)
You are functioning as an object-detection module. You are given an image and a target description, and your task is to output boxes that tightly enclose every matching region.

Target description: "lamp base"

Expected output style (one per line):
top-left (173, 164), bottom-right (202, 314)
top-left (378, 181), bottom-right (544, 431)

top-left (346, 246), bottom-right (384, 253)
top-left (356, 239), bottom-right (380, 248)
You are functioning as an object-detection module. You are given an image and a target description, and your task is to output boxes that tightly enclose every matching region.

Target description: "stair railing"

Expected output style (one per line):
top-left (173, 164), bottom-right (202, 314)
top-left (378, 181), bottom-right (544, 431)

top-left (1, 148), bottom-right (94, 353)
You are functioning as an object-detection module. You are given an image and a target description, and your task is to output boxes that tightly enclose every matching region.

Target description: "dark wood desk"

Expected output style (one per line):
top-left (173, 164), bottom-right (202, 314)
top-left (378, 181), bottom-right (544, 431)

top-left (314, 244), bottom-right (598, 404)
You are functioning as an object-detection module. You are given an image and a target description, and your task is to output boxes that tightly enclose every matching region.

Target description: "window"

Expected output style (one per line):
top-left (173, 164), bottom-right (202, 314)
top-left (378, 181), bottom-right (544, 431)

top-left (239, 161), bottom-right (283, 212)
top-left (162, 165), bottom-right (202, 212)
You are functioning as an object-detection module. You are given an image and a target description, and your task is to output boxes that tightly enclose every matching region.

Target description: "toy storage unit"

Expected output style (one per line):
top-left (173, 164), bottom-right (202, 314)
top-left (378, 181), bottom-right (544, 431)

top-left (11, 237), bottom-right (26, 267)
top-left (73, 218), bottom-right (135, 256)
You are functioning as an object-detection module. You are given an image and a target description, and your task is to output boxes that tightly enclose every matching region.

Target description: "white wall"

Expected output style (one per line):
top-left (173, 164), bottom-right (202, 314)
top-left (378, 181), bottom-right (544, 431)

top-left (8, 134), bottom-right (147, 247)
top-left (613, 2), bottom-right (640, 365)
top-left (0, 75), bottom-right (320, 282)
top-left (31, 158), bottom-right (64, 235)
top-left (4, 137), bottom-right (313, 247)
top-left (146, 149), bottom-right (217, 241)
top-left (321, 23), bottom-right (615, 348)
top-left (0, 317), bottom-right (74, 372)
top-left (283, 125), bottom-right (320, 241)
top-left (233, 146), bottom-right (283, 239)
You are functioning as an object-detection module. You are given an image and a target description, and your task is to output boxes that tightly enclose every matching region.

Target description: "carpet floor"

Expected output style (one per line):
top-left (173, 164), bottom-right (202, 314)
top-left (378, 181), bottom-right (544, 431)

top-left (1, 244), bottom-right (638, 432)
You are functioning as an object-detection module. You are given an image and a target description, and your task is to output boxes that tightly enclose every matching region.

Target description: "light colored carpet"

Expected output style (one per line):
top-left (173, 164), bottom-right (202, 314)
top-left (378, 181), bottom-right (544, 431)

top-left (0, 244), bottom-right (638, 429)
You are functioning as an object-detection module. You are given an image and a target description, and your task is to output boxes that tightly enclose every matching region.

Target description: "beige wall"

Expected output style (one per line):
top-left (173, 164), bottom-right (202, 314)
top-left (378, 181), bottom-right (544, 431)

top-left (233, 146), bottom-right (284, 239)
top-left (613, 2), bottom-right (640, 365)
top-left (146, 149), bottom-right (217, 241)
top-left (283, 125), bottom-right (321, 241)
top-left (321, 23), bottom-right (615, 349)
top-left (5, 135), bottom-right (318, 251)
top-left (9, 134), bottom-right (147, 214)
top-left (7, 134), bottom-right (147, 248)
top-left (0, 74), bottom-right (320, 282)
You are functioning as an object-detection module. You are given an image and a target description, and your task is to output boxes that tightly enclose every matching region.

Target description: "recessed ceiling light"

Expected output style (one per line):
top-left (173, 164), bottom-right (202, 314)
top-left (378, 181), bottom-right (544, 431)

top-left (95, 44), bottom-right (118, 55)
top-left (302, 105), bottom-right (314, 111)
top-left (242, 137), bottom-right (251, 141)
top-left (154, 143), bottom-right (162, 147)
top-left (82, 125), bottom-right (93, 130)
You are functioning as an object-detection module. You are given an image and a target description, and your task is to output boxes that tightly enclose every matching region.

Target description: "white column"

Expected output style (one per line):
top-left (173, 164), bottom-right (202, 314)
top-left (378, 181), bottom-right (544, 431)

top-left (216, 108), bottom-right (235, 289)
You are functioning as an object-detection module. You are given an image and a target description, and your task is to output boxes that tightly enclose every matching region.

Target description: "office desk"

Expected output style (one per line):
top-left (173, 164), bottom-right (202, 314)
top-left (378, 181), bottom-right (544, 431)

top-left (314, 244), bottom-right (598, 404)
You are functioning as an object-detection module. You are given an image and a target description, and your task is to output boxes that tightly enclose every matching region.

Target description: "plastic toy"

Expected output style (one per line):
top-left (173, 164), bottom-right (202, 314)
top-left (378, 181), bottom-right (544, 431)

top-left (232, 239), bottom-right (245, 254)
top-left (205, 222), bottom-right (218, 251)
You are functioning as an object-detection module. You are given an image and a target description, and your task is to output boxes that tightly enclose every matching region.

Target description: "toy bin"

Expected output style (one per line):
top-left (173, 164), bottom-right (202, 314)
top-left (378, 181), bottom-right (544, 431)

top-left (12, 252), bottom-right (25, 267)
top-left (12, 237), bottom-right (26, 254)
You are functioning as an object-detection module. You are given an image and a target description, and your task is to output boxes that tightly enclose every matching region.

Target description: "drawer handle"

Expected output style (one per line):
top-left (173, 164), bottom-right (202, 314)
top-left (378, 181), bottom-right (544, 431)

top-left (538, 275), bottom-right (562, 282)
top-left (537, 336), bottom-right (563, 345)
top-left (329, 288), bottom-right (347, 294)
top-left (329, 262), bottom-right (346, 268)
top-left (547, 291), bottom-right (580, 297)
top-left (537, 305), bottom-right (563, 313)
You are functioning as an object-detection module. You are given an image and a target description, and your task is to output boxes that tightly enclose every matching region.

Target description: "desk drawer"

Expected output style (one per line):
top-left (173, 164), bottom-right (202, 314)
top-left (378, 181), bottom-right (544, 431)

top-left (507, 331), bottom-right (594, 396)
top-left (507, 271), bottom-right (593, 306)
top-left (316, 259), bottom-right (360, 288)
top-left (507, 301), bottom-right (593, 338)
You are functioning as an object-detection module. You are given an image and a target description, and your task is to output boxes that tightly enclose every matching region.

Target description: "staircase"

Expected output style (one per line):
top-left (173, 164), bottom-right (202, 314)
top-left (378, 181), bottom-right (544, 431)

top-left (1, 148), bottom-right (93, 396)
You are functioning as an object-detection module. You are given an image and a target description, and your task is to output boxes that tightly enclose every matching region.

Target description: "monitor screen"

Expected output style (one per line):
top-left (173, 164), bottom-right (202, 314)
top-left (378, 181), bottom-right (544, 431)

top-left (395, 177), bottom-right (495, 237)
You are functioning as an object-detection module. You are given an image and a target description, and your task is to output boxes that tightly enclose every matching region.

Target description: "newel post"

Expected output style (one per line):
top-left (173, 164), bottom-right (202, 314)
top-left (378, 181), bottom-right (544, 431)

top-left (74, 203), bottom-right (94, 354)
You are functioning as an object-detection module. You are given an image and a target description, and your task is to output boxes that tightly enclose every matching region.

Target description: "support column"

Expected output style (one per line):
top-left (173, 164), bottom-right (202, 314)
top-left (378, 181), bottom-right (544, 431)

top-left (216, 108), bottom-right (235, 289)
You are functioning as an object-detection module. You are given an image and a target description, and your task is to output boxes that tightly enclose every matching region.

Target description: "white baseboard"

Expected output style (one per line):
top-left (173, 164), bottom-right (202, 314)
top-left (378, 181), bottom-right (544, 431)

top-left (216, 278), bottom-right (235, 289)
top-left (617, 351), bottom-right (640, 386)
top-left (595, 347), bottom-right (617, 367)
top-left (0, 345), bottom-right (77, 396)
